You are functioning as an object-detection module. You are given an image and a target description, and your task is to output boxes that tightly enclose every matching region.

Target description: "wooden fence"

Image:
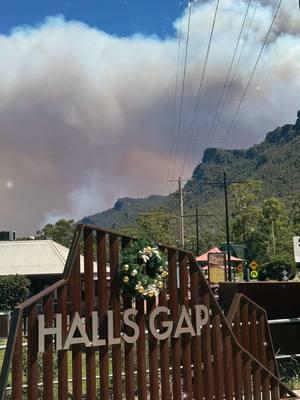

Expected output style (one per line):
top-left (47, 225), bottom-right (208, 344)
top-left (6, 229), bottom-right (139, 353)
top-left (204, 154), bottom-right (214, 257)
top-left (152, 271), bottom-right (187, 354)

top-left (0, 224), bottom-right (297, 399)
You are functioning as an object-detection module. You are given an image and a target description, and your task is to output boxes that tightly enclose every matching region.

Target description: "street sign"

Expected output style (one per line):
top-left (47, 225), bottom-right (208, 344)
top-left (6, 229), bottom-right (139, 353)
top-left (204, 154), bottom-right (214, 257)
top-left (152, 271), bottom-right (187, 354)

top-left (250, 270), bottom-right (258, 279)
top-left (293, 236), bottom-right (300, 262)
top-left (249, 260), bottom-right (258, 270)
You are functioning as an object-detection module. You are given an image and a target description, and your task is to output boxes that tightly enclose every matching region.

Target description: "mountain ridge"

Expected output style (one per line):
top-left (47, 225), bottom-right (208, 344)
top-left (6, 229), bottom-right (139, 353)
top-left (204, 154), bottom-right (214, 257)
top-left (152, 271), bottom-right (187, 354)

top-left (81, 111), bottom-right (300, 231)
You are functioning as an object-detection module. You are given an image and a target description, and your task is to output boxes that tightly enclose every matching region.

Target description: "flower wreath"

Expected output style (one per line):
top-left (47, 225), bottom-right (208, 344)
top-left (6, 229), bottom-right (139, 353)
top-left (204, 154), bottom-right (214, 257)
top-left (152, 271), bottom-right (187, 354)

top-left (119, 239), bottom-right (168, 299)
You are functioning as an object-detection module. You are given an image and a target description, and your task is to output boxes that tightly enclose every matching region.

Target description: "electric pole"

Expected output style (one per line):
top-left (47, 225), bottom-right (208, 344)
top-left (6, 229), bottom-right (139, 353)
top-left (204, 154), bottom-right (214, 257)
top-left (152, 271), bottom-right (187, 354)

top-left (168, 177), bottom-right (185, 247)
top-left (223, 172), bottom-right (232, 278)
top-left (179, 177), bottom-right (185, 247)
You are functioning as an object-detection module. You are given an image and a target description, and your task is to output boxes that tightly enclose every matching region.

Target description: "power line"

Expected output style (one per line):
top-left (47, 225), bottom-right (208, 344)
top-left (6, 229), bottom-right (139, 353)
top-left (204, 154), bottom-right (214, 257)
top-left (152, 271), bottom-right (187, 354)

top-left (171, 2), bottom-right (193, 179)
top-left (174, 0), bottom-right (259, 146)
top-left (179, 0), bottom-right (221, 177)
top-left (221, 0), bottom-right (284, 146)
top-left (204, 0), bottom-right (253, 148)
top-left (209, 0), bottom-right (259, 141)
top-left (167, 0), bottom-right (185, 183)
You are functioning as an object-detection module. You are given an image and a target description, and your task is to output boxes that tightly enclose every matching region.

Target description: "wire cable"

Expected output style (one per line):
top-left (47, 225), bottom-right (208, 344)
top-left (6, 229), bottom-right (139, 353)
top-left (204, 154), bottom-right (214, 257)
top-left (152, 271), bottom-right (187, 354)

top-left (171, 2), bottom-right (193, 179)
top-left (167, 1), bottom-right (185, 182)
top-left (204, 0), bottom-right (253, 148)
top-left (179, 0), bottom-right (221, 177)
top-left (221, 0), bottom-right (283, 146)
top-left (210, 0), bottom-right (259, 141)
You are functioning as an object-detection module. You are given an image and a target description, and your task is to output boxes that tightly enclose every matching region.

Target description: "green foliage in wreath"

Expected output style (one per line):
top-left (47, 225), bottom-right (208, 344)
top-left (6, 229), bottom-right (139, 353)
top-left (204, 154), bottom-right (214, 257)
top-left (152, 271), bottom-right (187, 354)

top-left (119, 239), bottom-right (168, 299)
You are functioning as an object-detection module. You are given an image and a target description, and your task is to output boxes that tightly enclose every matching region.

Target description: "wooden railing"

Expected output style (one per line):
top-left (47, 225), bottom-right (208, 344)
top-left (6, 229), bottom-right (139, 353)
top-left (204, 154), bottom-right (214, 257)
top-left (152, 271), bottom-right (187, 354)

top-left (227, 293), bottom-right (279, 378)
top-left (0, 224), bottom-right (297, 399)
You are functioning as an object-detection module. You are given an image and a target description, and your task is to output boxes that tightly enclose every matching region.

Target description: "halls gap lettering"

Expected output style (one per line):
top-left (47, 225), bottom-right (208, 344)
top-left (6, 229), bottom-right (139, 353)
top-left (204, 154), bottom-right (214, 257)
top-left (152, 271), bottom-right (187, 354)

top-left (38, 305), bottom-right (209, 353)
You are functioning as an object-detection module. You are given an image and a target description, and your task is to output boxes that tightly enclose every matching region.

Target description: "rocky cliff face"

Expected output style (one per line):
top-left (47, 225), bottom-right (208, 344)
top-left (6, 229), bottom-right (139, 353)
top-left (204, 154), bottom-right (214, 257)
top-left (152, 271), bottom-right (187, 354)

top-left (81, 112), bottom-right (300, 230)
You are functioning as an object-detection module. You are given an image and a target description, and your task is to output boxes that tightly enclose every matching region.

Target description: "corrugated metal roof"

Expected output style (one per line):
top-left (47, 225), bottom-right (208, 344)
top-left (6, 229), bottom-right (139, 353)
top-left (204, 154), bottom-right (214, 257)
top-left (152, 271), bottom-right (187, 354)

top-left (0, 240), bottom-right (95, 276)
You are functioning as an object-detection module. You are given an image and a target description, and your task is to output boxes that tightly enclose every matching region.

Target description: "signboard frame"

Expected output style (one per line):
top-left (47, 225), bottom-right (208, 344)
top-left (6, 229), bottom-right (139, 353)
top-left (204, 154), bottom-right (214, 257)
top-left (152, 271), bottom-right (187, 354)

top-left (208, 252), bottom-right (227, 285)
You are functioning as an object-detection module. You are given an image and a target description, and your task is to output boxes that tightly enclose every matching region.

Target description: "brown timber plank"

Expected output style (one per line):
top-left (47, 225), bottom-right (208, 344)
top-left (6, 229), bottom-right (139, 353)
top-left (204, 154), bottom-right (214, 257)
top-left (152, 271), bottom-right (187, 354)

top-left (233, 347), bottom-right (243, 399)
top-left (159, 288), bottom-right (171, 400)
top-left (57, 285), bottom-right (68, 400)
top-left (84, 227), bottom-right (96, 400)
top-left (124, 293), bottom-right (135, 400)
top-left (97, 231), bottom-right (110, 400)
top-left (252, 364), bottom-right (262, 400)
top-left (70, 248), bottom-right (82, 400)
top-left (110, 233), bottom-right (122, 400)
top-left (242, 354), bottom-right (252, 400)
top-left (241, 302), bottom-right (250, 352)
top-left (202, 288), bottom-right (214, 400)
top-left (43, 293), bottom-right (54, 400)
top-left (168, 249), bottom-right (181, 400)
top-left (211, 308), bottom-right (225, 400)
top-left (27, 303), bottom-right (38, 400)
top-left (12, 315), bottom-right (23, 400)
top-left (136, 298), bottom-right (147, 400)
top-left (179, 253), bottom-right (193, 400)
top-left (190, 261), bottom-right (204, 400)
top-left (148, 298), bottom-right (159, 400)
top-left (223, 333), bottom-right (234, 400)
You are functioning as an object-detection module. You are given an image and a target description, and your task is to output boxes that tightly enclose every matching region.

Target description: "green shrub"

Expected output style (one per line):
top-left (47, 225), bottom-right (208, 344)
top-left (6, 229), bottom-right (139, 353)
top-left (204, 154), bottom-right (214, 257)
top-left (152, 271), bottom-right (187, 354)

top-left (0, 275), bottom-right (30, 310)
top-left (259, 257), bottom-right (296, 281)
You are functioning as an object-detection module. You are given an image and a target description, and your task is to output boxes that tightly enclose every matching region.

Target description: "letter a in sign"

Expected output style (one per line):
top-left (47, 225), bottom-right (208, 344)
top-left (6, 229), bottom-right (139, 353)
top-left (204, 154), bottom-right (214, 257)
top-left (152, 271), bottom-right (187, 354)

top-left (173, 306), bottom-right (196, 338)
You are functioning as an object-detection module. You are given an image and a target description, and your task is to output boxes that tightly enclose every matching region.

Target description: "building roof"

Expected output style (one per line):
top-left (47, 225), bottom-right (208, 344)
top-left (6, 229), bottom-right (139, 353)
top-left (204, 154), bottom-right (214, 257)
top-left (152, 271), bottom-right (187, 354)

top-left (196, 246), bottom-right (243, 262)
top-left (0, 240), bottom-right (97, 276)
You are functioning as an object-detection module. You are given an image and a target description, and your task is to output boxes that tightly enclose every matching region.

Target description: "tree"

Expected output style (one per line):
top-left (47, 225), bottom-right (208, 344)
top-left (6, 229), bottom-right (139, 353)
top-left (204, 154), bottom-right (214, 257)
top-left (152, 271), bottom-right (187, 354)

top-left (230, 180), bottom-right (262, 243)
top-left (0, 275), bottom-right (30, 311)
top-left (260, 197), bottom-right (289, 258)
top-left (136, 207), bottom-right (177, 245)
top-left (36, 219), bottom-right (75, 247)
top-left (259, 257), bottom-right (296, 281)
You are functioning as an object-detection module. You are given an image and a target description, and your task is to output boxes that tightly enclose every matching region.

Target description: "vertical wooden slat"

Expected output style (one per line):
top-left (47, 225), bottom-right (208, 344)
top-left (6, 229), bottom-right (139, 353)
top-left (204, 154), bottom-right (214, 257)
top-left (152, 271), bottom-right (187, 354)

top-left (190, 261), bottom-right (204, 400)
top-left (43, 293), bottom-right (54, 400)
top-left (258, 313), bottom-right (267, 367)
top-left (12, 315), bottom-right (23, 400)
top-left (232, 308), bottom-right (243, 400)
top-left (123, 293), bottom-right (135, 400)
top-left (223, 333), bottom-right (234, 400)
top-left (250, 308), bottom-right (262, 400)
top-left (110, 234), bottom-right (122, 400)
top-left (242, 354), bottom-right (252, 400)
top-left (252, 364), bottom-right (262, 400)
top-left (250, 307), bottom-right (259, 359)
top-left (97, 231), bottom-right (109, 400)
top-left (159, 289), bottom-right (171, 400)
top-left (136, 298), bottom-right (147, 400)
top-left (27, 303), bottom-right (38, 400)
top-left (57, 285), bottom-right (68, 400)
top-left (202, 288), bottom-right (214, 400)
top-left (84, 227), bottom-right (96, 400)
top-left (148, 298), bottom-right (159, 400)
top-left (241, 302), bottom-right (250, 352)
top-left (258, 313), bottom-right (270, 398)
top-left (70, 248), bottom-right (82, 400)
top-left (179, 253), bottom-right (193, 400)
top-left (211, 308), bottom-right (225, 400)
top-left (270, 378), bottom-right (280, 400)
top-left (261, 369), bottom-right (270, 400)
top-left (168, 249), bottom-right (181, 400)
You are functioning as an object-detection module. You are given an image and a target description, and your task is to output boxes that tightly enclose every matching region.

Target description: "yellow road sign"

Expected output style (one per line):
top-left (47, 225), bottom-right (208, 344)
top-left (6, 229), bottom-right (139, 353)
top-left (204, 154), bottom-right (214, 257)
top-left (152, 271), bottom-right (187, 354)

top-left (249, 260), bottom-right (258, 270)
top-left (250, 270), bottom-right (259, 279)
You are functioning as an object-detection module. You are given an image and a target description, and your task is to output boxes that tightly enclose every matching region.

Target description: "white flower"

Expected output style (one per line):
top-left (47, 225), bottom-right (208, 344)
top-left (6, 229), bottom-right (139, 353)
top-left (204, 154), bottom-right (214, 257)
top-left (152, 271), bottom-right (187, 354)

top-left (141, 254), bottom-right (149, 263)
top-left (131, 269), bottom-right (138, 276)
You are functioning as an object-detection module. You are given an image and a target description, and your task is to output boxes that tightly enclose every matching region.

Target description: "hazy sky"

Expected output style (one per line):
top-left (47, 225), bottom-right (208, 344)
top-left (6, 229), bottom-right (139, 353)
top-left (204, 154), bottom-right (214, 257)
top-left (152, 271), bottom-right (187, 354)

top-left (0, 0), bottom-right (299, 236)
